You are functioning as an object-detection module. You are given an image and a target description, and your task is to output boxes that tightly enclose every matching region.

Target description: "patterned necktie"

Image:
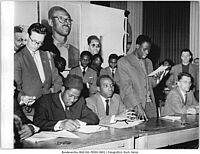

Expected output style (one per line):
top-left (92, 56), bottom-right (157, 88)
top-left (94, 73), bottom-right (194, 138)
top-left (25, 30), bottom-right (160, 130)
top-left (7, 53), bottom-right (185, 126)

top-left (105, 99), bottom-right (109, 115)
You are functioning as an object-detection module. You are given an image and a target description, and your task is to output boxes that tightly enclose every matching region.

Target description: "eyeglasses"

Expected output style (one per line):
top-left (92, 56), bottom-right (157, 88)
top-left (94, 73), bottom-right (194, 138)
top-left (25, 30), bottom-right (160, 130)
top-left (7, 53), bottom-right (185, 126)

top-left (91, 43), bottom-right (100, 48)
top-left (29, 36), bottom-right (43, 46)
top-left (52, 16), bottom-right (73, 25)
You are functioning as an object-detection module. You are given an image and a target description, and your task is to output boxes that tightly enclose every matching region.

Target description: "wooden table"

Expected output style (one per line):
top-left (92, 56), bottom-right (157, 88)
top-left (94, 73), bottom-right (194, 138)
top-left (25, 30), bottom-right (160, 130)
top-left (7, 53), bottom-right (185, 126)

top-left (23, 114), bottom-right (199, 149)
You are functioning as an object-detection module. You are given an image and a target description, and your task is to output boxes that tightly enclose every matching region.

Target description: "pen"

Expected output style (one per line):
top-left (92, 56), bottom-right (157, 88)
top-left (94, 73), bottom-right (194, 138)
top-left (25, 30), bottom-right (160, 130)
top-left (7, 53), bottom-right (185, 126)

top-left (124, 120), bottom-right (128, 124)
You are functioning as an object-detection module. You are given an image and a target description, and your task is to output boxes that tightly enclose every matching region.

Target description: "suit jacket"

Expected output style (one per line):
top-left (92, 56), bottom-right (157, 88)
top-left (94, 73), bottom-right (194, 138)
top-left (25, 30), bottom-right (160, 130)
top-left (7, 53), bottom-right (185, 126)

top-left (117, 52), bottom-right (157, 118)
top-left (166, 63), bottom-right (199, 90)
top-left (41, 34), bottom-right (79, 68)
top-left (162, 87), bottom-right (199, 116)
top-left (14, 97), bottom-right (32, 125)
top-left (86, 92), bottom-right (126, 124)
top-left (14, 46), bottom-right (63, 101)
top-left (33, 93), bottom-right (99, 131)
top-left (69, 66), bottom-right (97, 96)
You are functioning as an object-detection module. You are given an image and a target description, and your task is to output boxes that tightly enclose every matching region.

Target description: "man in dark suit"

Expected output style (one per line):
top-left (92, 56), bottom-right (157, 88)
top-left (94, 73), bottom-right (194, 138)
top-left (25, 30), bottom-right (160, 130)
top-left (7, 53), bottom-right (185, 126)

top-left (86, 75), bottom-right (135, 125)
top-left (41, 6), bottom-right (79, 78)
top-left (14, 23), bottom-right (62, 108)
top-left (33, 74), bottom-right (99, 131)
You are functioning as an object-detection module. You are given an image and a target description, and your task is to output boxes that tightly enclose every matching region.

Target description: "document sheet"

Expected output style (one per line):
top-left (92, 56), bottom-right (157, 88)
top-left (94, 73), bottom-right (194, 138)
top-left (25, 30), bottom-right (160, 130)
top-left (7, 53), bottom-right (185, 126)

top-left (25, 130), bottom-right (79, 142)
top-left (76, 125), bottom-right (108, 133)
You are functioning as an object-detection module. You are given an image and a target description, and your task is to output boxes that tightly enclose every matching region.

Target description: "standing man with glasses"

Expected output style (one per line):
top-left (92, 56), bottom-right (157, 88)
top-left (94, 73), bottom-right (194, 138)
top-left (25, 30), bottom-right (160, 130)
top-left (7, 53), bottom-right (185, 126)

top-left (162, 72), bottom-right (199, 116)
top-left (41, 6), bottom-right (80, 78)
top-left (14, 23), bottom-right (62, 117)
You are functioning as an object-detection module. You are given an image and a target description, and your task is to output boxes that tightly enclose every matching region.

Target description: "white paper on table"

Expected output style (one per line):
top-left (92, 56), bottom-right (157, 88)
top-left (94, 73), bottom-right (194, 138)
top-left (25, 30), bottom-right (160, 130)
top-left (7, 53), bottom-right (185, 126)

top-left (161, 115), bottom-right (181, 122)
top-left (148, 65), bottom-right (169, 77)
top-left (25, 130), bottom-right (79, 142)
top-left (102, 120), bottom-right (144, 129)
top-left (76, 125), bottom-right (108, 133)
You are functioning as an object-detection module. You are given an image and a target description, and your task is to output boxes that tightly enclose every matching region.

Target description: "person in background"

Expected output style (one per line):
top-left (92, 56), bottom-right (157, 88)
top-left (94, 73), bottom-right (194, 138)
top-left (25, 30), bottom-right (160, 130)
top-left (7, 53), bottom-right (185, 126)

top-left (90, 54), bottom-right (103, 77)
top-left (86, 75), bottom-right (135, 125)
top-left (14, 25), bottom-right (28, 53)
top-left (162, 72), bottom-right (199, 116)
top-left (118, 35), bottom-right (163, 120)
top-left (33, 74), bottom-right (99, 131)
top-left (14, 23), bottom-right (62, 116)
top-left (153, 59), bottom-right (174, 116)
top-left (69, 51), bottom-right (97, 98)
top-left (41, 6), bottom-right (80, 78)
top-left (87, 35), bottom-right (101, 55)
top-left (166, 49), bottom-right (199, 92)
top-left (193, 57), bottom-right (199, 66)
top-left (54, 56), bottom-right (66, 82)
top-left (100, 53), bottom-right (120, 94)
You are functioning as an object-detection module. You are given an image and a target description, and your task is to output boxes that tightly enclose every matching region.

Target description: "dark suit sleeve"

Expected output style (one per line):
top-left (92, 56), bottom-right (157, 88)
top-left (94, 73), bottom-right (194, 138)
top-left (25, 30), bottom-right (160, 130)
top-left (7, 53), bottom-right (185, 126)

top-left (79, 98), bottom-right (99, 125)
top-left (33, 96), bottom-right (59, 131)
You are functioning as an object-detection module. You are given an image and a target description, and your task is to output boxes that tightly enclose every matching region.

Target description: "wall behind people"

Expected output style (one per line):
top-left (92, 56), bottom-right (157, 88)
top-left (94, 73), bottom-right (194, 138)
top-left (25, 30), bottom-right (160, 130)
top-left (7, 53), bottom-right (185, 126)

top-left (81, 4), bottom-right (125, 67)
top-left (14, 1), bottom-right (38, 26)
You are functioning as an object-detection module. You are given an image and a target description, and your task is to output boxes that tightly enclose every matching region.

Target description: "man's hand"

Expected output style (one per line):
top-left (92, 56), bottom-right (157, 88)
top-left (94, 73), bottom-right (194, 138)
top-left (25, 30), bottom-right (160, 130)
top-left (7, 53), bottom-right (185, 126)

top-left (18, 125), bottom-right (34, 140)
top-left (135, 104), bottom-right (148, 121)
top-left (115, 110), bottom-right (137, 121)
top-left (20, 96), bottom-right (36, 106)
top-left (60, 119), bottom-right (80, 131)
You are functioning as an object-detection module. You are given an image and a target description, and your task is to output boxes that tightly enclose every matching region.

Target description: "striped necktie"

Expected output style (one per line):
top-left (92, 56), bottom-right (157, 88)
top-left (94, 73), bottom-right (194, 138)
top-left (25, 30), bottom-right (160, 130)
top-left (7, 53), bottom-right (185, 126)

top-left (105, 99), bottom-right (109, 115)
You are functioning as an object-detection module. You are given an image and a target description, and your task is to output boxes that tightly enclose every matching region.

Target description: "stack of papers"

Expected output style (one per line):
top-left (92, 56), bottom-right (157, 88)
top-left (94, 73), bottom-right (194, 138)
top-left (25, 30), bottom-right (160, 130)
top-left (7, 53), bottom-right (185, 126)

top-left (161, 115), bottom-right (181, 122)
top-left (148, 65), bottom-right (168, 77)
top-left (102, 120), bottom-right (144, 129)
top-left (76, 125), bottom-right (108, 133)
top-left (25, 130), bottom-right (79, 143)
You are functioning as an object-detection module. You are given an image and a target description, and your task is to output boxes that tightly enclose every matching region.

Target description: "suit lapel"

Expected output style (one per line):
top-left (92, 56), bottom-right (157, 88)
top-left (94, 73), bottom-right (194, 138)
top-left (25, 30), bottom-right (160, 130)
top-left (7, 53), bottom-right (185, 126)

top-left (52, 93), bottom-right (66, 113)
top-left (109, 96), bottom-right (116, 114)
top-left (96, 93), bottom-right (107, 116)
top-left (126, 53), bottom-right (145, 75)
top-left (23, 47), bottom-right (42, 84)
top-left (176, 88), bottom-right (185, 105)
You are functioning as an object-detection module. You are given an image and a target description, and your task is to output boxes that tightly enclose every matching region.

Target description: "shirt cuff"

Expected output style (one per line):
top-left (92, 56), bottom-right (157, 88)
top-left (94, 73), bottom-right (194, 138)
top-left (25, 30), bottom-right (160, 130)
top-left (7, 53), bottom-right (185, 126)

top-left (110, 115), bottom-right (116, 124)
top-left (28, 124), bottom-right (40, 133)
top-left (54, 120), bottom-right (63, 131)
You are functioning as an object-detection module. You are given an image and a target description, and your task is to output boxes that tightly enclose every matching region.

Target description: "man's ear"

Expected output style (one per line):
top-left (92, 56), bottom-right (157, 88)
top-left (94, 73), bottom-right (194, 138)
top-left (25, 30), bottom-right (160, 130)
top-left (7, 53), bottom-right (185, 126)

top-left (48, 19), bottom-right (53, 27)
top-left (97, 86), bottom-right (100, 92)
top-left (61, 86), bottom-right (65, 93)
top-left (135, 44), bottom-right (140, 49)
top-left (177, 81), bottom-right (180, 87)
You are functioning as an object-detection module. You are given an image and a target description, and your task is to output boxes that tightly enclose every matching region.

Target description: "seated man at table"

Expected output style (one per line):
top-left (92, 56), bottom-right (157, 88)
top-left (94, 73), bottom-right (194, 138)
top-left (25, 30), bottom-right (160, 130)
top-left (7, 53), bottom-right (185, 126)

top-left (86, 75), bottom-right (135, 125)
top-left (33, 74), bottom-right (99, 131)
top-left (162, 72), bottom-right (199, 116)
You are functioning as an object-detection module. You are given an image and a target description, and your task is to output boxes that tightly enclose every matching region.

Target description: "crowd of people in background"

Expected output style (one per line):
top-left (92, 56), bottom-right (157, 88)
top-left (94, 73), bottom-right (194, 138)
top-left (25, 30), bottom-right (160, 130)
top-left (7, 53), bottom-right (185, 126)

top-left (13, 6), bottom-right (199, 148)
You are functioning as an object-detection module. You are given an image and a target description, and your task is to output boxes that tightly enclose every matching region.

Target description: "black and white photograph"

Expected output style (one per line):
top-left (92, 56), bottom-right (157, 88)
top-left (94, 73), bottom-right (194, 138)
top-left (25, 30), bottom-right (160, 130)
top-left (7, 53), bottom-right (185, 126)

top-left (0, 0), bottom-right (199, 152)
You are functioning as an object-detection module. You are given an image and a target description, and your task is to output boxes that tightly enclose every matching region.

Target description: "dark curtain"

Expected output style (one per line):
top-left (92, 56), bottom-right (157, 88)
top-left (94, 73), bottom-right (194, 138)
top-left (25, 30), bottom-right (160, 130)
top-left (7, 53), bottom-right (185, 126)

top-left (143, 2), bottom-right (190, 68)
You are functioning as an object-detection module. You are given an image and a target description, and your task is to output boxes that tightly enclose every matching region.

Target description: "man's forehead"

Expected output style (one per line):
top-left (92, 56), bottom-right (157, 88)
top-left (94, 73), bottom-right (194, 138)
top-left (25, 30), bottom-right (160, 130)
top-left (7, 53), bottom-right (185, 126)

top-left (53, 10), bottom-right (70, 18)
top-left (101, 78), bottom-right (112, 84)
top-left (181, 76), bottom-right (191, 81)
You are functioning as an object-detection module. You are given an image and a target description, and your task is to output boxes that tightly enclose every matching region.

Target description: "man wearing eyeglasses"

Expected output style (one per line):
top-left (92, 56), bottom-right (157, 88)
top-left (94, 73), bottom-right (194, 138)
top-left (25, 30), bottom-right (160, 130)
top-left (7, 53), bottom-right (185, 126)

top-left (162, 72), bottom-right (199, 116)
top-left (41, 6), bottom-right (80, 78)
top-left (14, 23), bottom-right (63, 116)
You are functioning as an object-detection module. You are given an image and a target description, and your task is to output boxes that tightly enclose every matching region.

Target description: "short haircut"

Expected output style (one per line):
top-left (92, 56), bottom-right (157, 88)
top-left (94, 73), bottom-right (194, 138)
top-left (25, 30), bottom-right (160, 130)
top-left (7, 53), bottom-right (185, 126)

top-left (194, 57), bottom-right (199, 61)
top-left (14, 25), bottom-right (24, 33)
top-left (80, 51), bottom-right (92, 60)
top-left (87, 35), bottom-right (100, 45)
top-left (136, 35), bottom-right (151, 45)
top-left (54, 56), bottom-right (66, 66)
top-left (108, 54), bottom-right (118, 62)
top-left (177, 72), bottom-right (193, 82)
top-left (92, 54), bottom-right (103, 63)
top-left (162, 58), bottom-right (174, 66)
top-left (48, 6), bottom-right (70, 19)
top-left (181, 49), bottom-right (192, 57)
top-left (27, 23), bottom-right (47, 36)
top-left (96, 75), bottom-right (113, 87)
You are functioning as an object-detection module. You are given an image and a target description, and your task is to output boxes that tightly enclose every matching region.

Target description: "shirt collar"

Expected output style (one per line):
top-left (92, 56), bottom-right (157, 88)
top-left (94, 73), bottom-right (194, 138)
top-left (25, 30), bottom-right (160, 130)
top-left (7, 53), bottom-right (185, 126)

top-left (80, 65), bottom-right (88, 72)
top-left (26, 45), bottom-right (39, 56)
top-left (59, 92), bottom-right (66, 110)
top-left (178, 87), bottom-right (187, 99)
top-left (52, 35), bottom-right (69, 48)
